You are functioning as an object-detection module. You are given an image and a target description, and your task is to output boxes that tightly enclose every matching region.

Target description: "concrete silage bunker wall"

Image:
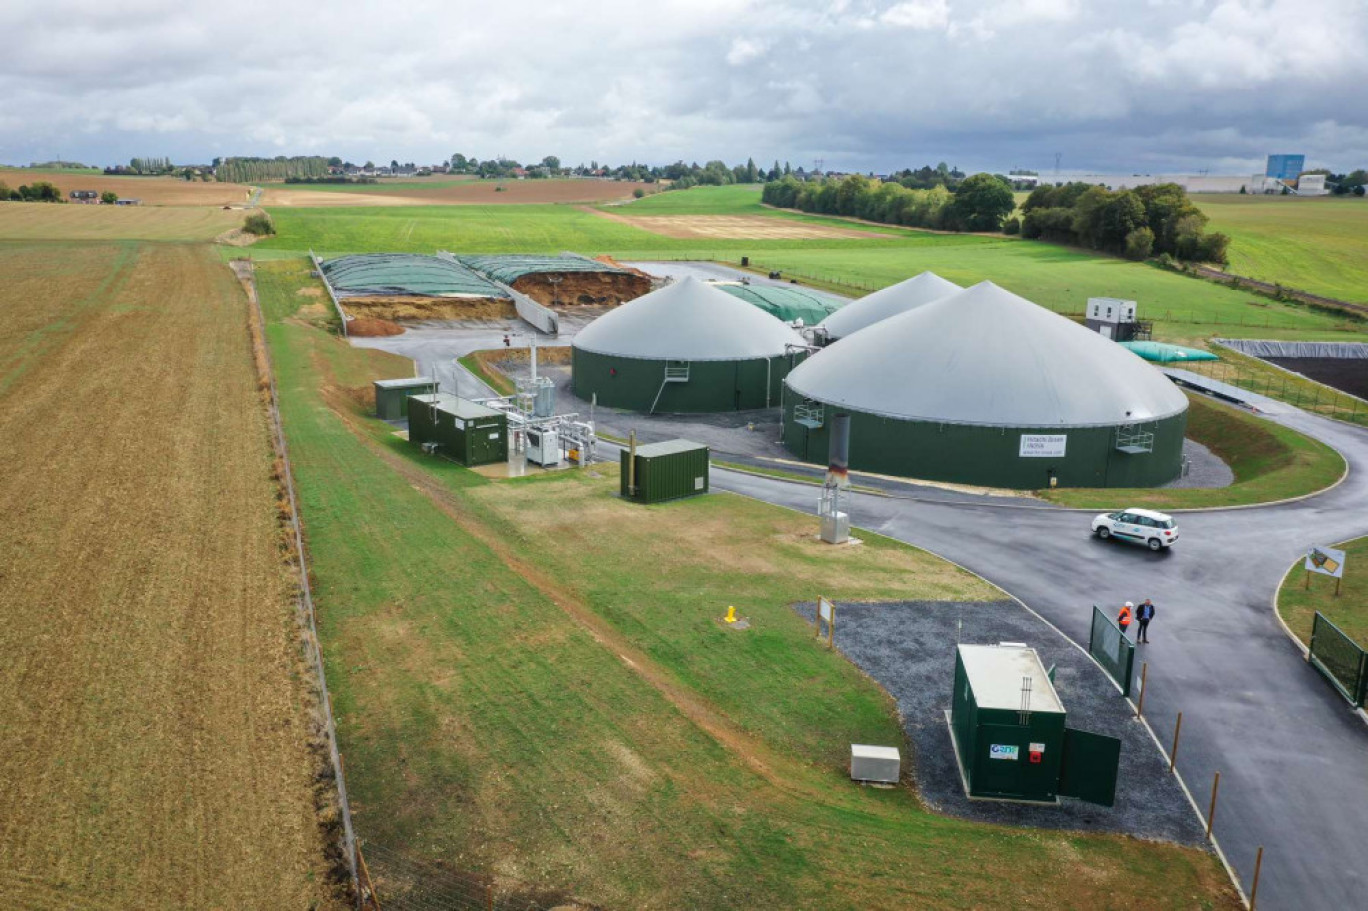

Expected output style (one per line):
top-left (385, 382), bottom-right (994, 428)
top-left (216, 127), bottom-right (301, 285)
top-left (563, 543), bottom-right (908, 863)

top-left (782, 403), bottom-right (1187, 489)
top-left (573, 348), bottom-right (801, 413)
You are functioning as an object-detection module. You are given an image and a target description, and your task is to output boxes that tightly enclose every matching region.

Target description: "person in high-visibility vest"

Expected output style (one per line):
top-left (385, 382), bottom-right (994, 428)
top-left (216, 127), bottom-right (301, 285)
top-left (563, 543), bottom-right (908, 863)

top-left (1118, 601), bottom-right (1134, 636)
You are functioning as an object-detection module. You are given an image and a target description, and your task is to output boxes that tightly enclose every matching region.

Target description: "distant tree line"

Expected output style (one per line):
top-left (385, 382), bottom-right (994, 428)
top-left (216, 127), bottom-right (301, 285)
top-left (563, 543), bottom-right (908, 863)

top-left (1021, 183), bottom-right (1229, 263)
top-left (215, 156), bottom-right (332, 183)
top-left (1327, 169), bottom-right (1368, 196)
top-left (761, 171), bottom-right (1016, 232)
top-left (0, 180), bottom-right (63, 202)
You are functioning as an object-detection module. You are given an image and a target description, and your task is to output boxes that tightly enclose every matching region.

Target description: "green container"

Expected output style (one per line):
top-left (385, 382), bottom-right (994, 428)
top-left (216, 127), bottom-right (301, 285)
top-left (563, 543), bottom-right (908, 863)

top-left (621, 440), bottom-right (709, 503)
top-left (408, 393), bottom-right (508, 467)
top-left (951, 644), bottom-right (1067, 803)
top-left (374, 377), bottom-right (437, 421)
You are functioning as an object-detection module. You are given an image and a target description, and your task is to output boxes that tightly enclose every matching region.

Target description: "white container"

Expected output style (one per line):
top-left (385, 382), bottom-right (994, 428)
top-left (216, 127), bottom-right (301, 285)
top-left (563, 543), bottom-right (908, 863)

top-left (851, 744), bottom-right (901, 784)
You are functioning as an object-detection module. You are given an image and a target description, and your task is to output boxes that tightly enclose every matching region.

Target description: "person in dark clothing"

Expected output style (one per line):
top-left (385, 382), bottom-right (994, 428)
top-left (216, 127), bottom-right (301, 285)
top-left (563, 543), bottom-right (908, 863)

top-left (1136, 599), bottom-right (1156, 643)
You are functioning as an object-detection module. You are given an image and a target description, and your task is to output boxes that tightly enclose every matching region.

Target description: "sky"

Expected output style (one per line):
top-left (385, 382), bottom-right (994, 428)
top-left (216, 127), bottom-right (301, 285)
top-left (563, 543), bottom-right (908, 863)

top-left (2, 0), bottom-right (1366, 175)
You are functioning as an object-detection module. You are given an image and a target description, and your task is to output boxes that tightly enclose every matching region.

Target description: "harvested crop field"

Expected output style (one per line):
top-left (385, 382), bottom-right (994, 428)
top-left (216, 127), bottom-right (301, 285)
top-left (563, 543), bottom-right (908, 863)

top-left (510, 270), bottom-right (652, 306)
top-left (586, 209), bottom-right (892, 239)
top-left (0, 241), bottom-right (338, 909)
top-left (341, 295), bottom-right (515, 321)
top-left (0, 203), bottom-right (245, 242)
top-left (262, 178), bottom-right (656, 207)
top-left (0, 170), bottom-right (254, 206)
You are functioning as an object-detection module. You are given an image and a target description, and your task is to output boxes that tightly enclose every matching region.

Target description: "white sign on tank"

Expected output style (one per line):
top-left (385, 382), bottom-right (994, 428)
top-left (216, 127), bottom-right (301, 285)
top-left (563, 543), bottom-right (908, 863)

top-left (1019, 434), bottom-right (1067, 458)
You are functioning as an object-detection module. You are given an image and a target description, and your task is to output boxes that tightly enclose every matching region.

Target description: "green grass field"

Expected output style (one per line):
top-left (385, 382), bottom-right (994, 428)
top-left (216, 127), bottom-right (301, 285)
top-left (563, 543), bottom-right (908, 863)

top-left (258, 257), bottom-right (1236, 910)
top-left (256, 187), bottom-right (1362, 342)
top-left (1043, 394), bottom-right (1345, 509)
top-left (1193, 195), bottom-right (1368, 304)
top-left (1276, 536), bottom-right (1368, 648)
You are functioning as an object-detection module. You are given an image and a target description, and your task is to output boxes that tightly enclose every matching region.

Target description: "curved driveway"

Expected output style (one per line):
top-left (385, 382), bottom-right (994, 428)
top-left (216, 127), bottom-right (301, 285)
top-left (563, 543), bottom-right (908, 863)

top-left (714, 408), bottom-right (1368, 910)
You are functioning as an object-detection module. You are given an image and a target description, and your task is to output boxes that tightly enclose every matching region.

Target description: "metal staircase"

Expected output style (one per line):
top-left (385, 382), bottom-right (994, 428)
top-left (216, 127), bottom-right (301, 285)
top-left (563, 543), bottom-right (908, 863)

top-left (649, 361), bottom-right (691, 414)
top-left (1115, 425), bottom-right (1154, 454)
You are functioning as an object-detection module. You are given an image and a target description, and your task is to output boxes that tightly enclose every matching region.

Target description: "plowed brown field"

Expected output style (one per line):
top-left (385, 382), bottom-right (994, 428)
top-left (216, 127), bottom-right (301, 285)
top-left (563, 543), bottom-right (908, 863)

top-left (0, 204), bottom-right (244, 242)
top-left (0, 242), bottom-right (337, 909)
top-left (0, 170), bottom-right (254, 206)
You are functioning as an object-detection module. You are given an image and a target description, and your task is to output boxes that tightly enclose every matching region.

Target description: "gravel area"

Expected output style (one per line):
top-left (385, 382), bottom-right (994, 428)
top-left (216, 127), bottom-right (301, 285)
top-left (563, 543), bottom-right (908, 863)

top-left (793, 599), bottom-right (1209, 847)
top-left (1163, 438), bottom-right (1234, 489)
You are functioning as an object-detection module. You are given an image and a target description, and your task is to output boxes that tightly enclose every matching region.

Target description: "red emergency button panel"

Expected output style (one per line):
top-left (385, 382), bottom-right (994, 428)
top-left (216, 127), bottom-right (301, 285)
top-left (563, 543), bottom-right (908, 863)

top-left (1029, 750), bottom-right (1043, 764)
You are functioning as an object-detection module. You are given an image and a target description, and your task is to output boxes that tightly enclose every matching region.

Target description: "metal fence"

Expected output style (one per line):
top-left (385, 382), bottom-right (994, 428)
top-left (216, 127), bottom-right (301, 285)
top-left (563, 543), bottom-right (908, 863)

top-left (1088, 605), bottom-right (1135, 696)
top-left (360, 842), bottom-right (595, 911)
top-left (1309, 612), bottom-right (1368, 707)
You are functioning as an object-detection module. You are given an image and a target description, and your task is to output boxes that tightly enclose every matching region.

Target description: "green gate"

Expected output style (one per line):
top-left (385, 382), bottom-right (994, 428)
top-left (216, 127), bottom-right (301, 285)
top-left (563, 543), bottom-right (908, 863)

top-left (1309, 612), bottom-right (1368, 707)
top-left (1088, 605), bottom-right (1135, 696)
top-left (1058, 727), bottom-right (1121, 807)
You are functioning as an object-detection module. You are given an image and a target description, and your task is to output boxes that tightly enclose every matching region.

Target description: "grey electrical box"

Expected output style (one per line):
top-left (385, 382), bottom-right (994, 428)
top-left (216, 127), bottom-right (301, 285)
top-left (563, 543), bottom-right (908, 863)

top-left (851, 744), bottom-right (900, 784)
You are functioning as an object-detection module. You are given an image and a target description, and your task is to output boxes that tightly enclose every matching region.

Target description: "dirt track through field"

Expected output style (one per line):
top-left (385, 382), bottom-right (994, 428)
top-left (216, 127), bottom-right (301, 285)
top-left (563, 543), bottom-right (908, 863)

top-left (0, 243), bottom-right (336, 909)
top-left (583, 208), bottom-right (891, 239)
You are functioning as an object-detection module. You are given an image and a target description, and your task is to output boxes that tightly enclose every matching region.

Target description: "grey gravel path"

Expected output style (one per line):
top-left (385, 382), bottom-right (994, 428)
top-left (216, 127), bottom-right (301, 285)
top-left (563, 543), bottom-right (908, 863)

top-left (794, 600), bottom-right (1209, 846)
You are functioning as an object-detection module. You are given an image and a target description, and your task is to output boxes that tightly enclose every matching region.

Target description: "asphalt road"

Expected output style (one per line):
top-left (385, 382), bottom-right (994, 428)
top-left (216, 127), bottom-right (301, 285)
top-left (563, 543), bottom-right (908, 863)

top-left (713, 408), bottom-right (1368, 910)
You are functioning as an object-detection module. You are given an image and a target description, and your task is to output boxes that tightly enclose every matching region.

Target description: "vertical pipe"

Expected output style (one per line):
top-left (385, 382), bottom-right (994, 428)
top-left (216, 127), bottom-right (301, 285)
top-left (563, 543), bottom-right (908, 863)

top-left (628, 430), bottom-right (637, 497)
top-left (1249, 846), bottom-right (1264, 911)
top-left (1170, 712), bottom-right (1183, 772)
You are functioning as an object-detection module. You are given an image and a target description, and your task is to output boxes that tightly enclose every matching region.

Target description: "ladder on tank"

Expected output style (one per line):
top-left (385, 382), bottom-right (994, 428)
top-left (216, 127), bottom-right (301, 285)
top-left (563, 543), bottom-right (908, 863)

top-left (794, 399), bottom-right (825, 429)
top-left (649, 361), bottom-right (691, 414)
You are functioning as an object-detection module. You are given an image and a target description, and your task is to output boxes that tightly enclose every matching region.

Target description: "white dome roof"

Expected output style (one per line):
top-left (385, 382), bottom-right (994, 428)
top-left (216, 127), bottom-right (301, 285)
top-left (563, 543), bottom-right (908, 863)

top-left (573, 276), bottom-right (804, 361)
top-left (788, 281), bottom-right (1189, 427)
top-left (819, 271), bottom-right (962, 340)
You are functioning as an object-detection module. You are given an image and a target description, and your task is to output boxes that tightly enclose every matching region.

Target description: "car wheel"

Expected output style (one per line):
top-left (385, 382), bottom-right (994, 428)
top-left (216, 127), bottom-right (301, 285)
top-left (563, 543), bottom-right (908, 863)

top-left (1148, 537), bottom-right (1163, 551)
top-left (1097, 527), bottom-right (1110, 540)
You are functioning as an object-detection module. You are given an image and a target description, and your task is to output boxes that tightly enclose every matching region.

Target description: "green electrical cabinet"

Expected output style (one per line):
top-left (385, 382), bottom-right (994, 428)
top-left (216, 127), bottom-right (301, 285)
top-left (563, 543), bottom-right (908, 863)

top-left (950, 644), bottom-right (1120, 806)
top-left (408, 393), bottom-right (508, 467)
top-left (374, 376), bottom-right (437, 421)
top-left (621, 440), bottom-right (709, 503)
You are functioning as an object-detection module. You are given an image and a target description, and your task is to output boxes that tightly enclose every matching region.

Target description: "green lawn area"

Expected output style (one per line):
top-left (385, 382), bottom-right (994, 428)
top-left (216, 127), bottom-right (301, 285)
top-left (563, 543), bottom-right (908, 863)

top-left (1193, 194), bottom-right (1368, 305)
top-left (258, 256), bottom-right (1236, 910)
top-left (1043, 394), bottom-right (1345, 510)
top-left (255, 187), bottom-right (1361, 342)
top-left (1276, 536), bottom-right (1368, 647)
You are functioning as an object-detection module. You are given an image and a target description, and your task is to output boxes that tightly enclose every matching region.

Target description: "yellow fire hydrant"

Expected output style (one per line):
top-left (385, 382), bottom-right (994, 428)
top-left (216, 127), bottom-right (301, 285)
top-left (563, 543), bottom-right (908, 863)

top-left (725, 606), bottom-right (738, 623)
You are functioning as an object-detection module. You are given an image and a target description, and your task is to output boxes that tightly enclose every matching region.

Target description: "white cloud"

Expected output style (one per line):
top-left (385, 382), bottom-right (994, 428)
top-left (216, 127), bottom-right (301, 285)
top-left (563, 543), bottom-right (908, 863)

top-left (0, 0), bottom-right (1365, 173)
top-left (880, 0), bottom-right (951, 29)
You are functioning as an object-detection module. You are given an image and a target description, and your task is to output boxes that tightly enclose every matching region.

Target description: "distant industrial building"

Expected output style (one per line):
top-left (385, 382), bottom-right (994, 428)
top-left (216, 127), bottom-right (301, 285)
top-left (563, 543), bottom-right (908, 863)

top-left (572, 276), bottom-right (805, 413)
top-left (1266, 154), bottom-right (1306, 181)
top-left (782, 282), bottom-right (1189, 489)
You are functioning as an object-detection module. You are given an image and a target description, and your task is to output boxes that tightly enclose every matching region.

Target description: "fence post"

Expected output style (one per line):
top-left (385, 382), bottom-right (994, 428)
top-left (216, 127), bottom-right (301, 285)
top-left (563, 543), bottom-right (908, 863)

top-left (1249, 846), bottom-right (1264, 911)
top-left (1206, 770), bottom-right (1221, 838)
top-left (1169, 712), bottom-right (1183, 772)
top-left (1135, 662), bottom-right (1148, 718)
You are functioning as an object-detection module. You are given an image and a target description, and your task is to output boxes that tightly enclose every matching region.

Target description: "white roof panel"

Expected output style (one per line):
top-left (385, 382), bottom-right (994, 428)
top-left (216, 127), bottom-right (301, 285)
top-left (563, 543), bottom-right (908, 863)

top-left (788, 281), bottom-right (1189, 427)
top-left (572, 276), bottom-right (804, 362)
top-left (818, 271), bottom-right (962, 340)
top-left (959, 644), bottom-right (1064, 714)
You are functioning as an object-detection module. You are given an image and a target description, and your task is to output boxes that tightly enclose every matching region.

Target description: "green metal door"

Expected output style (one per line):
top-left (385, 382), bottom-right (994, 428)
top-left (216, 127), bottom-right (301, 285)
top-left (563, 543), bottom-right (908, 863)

top-left (1058, 727), bottom-right (1121, 807)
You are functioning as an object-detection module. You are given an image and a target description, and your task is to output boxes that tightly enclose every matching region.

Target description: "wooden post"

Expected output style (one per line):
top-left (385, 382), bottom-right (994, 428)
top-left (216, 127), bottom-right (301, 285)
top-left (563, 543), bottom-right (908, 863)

top-left (1249, 846), bottom-right (1264, 911)
top-left (1305, 567), bottom-right (1312, 590)
top-left (1135, 663), bottom-right (1148, 718)
top-left (1335, 576), bottom-right (1342, 597)
top-left (1206, 770), bottom-right (1221, 838)
top-left (1169, 712), bottom-right (1183, 772)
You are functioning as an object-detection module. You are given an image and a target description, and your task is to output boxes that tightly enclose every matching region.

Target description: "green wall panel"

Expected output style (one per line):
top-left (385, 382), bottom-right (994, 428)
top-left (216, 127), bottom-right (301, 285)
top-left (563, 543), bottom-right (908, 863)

top-left (573, 348), bottom-right (801, 413)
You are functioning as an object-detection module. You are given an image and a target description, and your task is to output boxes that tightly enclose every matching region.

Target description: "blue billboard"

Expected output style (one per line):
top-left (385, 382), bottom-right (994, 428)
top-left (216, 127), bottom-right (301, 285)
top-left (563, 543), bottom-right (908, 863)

top-left (1266, 154), bottom-right (1305, 180)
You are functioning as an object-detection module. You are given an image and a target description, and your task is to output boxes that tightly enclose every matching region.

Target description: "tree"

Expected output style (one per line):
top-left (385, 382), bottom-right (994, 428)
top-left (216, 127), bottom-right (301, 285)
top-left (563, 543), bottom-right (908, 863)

top-left (242, 213), bottom-right (275, 236)
top-left (541, 155), bottom-right (560, 172)
top-left (745, 157), bottom-right (759, 183)
top-left (949, 173), bottom-right (1014, 231)
top-left (100, 191), bottom-right (118, 205)
top-left (1123, 227), bottom-right (1154, 260)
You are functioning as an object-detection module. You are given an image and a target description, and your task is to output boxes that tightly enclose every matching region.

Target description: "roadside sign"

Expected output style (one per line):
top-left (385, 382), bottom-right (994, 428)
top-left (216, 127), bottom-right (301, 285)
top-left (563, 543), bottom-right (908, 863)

top-left (816, 596), bottom-right (835, 648)
top-left (1305, 545), bottom-right (1346, 578)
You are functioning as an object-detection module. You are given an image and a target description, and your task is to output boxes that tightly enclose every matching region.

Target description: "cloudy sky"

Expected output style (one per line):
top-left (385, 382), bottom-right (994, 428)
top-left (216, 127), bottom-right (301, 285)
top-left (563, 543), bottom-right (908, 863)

top-left (2, 0), bottom-right (1365, 174)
